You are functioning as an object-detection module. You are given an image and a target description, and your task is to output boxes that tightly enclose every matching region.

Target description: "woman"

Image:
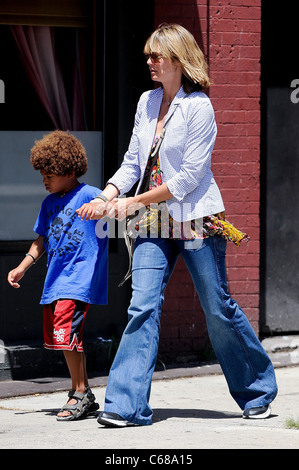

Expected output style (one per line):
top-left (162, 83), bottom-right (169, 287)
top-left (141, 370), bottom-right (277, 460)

top-left (77, 24), bottom-right (277, 427)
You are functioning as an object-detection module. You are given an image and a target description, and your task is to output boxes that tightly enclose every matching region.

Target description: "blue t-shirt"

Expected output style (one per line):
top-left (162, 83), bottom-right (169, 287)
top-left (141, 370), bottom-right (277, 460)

top-left (33, 183), bottom-right (108, 305)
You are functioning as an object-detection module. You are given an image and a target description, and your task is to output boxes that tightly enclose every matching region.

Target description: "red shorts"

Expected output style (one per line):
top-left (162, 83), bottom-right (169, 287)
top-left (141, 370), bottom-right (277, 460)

top-left (43, 300), bottom-right (89, 352)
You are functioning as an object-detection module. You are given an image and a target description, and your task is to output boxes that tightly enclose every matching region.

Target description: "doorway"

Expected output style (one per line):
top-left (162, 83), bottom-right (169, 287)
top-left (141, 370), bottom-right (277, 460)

top-left (261, 1), bottom-right (299, 333)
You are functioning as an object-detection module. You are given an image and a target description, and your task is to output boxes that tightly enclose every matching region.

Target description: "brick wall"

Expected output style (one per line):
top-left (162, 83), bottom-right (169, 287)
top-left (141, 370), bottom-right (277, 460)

top-left (154, 0), bottom-right (262, 361)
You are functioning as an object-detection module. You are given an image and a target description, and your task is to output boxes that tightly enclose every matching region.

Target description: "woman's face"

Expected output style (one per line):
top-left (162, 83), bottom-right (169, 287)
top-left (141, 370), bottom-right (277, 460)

top-left (146, 49), bottom-right (181, 86)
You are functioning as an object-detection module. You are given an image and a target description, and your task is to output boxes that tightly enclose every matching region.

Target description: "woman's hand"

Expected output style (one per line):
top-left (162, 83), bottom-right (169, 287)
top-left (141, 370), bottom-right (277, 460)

top-left (112, 197), bottom-right (145, 221)
top-left (77, 201), bottom-right (115, 221)
top-left (111, 185), bottom-right (173, 220)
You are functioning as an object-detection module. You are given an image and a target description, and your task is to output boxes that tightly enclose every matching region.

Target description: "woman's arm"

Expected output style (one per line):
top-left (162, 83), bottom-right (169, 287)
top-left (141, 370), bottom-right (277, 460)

top-left (135, 183), bottom-right (173, 206)
top-left (165, 98), bottom-right (217, 202)
top-left (110, 183), bottom-right (173, 220)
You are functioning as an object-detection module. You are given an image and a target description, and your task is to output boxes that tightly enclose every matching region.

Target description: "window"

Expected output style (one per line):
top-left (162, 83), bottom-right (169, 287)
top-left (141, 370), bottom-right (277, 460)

top-left (0, 1), bottom-right (103, 240)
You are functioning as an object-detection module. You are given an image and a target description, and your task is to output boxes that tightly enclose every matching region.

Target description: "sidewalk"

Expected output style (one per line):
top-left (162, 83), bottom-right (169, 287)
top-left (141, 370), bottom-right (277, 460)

top-left (0, 360), bottom-right (298, 450)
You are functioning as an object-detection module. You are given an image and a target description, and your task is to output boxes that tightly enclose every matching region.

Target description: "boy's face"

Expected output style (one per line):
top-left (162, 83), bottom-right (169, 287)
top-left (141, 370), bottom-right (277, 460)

top-left (41, 171), bottom-right (75, 194)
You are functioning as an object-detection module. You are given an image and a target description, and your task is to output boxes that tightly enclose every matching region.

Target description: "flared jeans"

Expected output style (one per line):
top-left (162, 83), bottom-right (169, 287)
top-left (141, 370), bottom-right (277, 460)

top-left (104, 236), bottom-right (278, 425)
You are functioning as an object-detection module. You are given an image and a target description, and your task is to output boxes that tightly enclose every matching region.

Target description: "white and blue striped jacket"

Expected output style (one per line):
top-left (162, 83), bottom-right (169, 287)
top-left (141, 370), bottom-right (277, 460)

top-left (108, 86), bottom-right (225, 221)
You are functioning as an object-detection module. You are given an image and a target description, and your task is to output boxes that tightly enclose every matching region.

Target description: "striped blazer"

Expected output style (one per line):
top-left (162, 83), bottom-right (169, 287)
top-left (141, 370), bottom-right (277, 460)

top-left (108, 86), bottom-right (225, 221)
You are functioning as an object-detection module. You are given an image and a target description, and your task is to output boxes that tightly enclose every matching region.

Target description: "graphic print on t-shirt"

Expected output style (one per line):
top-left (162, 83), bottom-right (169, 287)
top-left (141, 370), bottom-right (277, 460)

top-left (43, 204), bottom-right (84, 259)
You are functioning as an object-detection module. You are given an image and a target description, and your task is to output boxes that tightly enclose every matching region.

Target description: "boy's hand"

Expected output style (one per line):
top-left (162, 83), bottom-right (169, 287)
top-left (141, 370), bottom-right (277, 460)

top-left (7, 268), bottom-right (25, 288)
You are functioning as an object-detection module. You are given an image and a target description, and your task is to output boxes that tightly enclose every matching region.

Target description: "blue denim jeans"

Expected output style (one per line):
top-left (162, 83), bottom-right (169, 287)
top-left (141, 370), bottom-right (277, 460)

top-left (104, 236), bottom-right (278, 425)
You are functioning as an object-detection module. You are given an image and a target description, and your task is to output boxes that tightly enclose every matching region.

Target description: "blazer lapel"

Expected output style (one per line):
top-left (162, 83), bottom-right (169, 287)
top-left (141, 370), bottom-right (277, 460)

top-left (142, 86), bottom-right (186, 159)
top-left (164, 86), bottom-right (187, 127)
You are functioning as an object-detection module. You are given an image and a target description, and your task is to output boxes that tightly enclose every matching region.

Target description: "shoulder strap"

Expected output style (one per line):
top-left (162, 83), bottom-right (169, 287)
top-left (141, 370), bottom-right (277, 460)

top-left (118, 104), bottom-right (180, 287)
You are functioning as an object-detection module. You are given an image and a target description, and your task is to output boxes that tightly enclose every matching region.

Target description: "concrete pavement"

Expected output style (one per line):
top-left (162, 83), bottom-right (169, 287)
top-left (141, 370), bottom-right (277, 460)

top-left (0, 362), bottom-right (298, 450)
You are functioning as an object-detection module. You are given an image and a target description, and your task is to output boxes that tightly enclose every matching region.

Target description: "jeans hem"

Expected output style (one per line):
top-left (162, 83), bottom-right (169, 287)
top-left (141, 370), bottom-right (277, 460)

top-left (104, 407), bottom-right (152, 426)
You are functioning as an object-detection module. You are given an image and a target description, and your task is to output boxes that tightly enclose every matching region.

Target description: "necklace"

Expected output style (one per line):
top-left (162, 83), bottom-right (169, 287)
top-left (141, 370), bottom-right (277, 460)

top-left (163, 97), bottom-right (172, 107)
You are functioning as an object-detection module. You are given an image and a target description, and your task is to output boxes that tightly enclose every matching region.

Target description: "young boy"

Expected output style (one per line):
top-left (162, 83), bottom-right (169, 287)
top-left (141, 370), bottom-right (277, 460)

top-left (7, 130), bottom-right (108, 421)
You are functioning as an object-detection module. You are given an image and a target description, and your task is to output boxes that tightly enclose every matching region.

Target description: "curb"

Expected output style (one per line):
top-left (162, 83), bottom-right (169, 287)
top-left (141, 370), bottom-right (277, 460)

top-left (0, 335), bottom-right (298, 399)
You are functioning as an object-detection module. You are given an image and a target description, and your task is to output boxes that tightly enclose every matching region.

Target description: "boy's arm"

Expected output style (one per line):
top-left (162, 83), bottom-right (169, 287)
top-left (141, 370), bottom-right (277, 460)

top-left (7, 235), bottom-right (45, 288)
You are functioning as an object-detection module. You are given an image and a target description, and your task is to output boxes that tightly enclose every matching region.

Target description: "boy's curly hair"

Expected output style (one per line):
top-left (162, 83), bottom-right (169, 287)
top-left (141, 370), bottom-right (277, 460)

top-left (30, 130), bottom-right (88, 177)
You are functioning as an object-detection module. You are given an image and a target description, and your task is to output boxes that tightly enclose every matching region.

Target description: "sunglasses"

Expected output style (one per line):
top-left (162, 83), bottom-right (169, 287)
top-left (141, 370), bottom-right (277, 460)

top-left (145, 52), bottom-right (163, 62)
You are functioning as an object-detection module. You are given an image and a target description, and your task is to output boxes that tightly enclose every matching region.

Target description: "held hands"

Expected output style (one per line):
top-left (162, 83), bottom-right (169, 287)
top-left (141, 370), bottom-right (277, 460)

top-left (76, 197), bottom-right (144, 221)
top-left (76, 200), bottom-right (114, 221)
top-left (112, 197), bottom-right (145, 221)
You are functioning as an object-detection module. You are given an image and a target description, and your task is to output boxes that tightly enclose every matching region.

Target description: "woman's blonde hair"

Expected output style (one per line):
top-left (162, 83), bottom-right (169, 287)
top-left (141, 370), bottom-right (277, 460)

top-left (144, 23), bottom-right (210, 92)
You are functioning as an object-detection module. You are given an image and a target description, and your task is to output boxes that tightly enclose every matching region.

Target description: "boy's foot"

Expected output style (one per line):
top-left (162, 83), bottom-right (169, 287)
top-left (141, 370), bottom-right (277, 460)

top-left (56, 388), bottom-right (98, 421)
top-left (97, 411), bottom-right (136, 427)
top-left (242, 404), bottom-right (272, 419)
